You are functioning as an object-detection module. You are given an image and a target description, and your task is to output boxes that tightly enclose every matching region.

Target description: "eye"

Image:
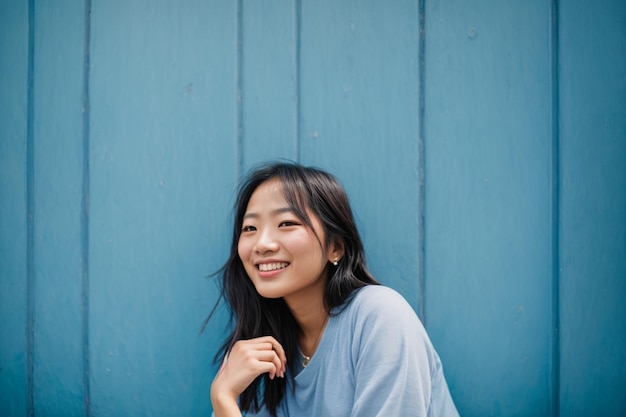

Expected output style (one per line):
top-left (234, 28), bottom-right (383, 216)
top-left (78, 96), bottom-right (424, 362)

top-left (241, 225), bottom-right (256, 232)
top-left (278, 220), bottom-right (300, 228)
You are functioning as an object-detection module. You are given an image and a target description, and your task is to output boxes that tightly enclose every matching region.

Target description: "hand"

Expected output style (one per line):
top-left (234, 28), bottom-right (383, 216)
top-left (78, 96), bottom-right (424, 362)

top-left (210, 336), bottom-right (287, 415)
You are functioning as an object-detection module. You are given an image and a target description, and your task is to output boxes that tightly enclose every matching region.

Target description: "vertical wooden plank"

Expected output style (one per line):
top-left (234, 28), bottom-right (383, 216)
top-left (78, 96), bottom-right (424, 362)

top-left (31, 1), bottom-right (86, 415)
top-left (89, 1), bottom-right (236, 415)
top-left (299, 0), bottom-right (422, 311)
top-left (0, 2), bottom-right (29, 415)
top-left (241, 0), bottom-right (298, 169)
top-left (559, 1), bottom-right (626, 415)
top-left (424, 0), bottom-right (553, 415)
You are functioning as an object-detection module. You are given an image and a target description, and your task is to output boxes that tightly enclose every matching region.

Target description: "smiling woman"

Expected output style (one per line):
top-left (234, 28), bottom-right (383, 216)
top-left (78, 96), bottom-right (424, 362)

top-left (238, 178), bottom-right (341, 303)
top-left (209, 162), bottom-right (458, 417)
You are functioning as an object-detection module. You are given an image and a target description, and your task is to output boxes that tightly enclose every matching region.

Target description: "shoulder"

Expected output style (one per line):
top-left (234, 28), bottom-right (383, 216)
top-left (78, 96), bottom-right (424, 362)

top-left (350, 285), bottom-right (415, 314)
top-left (337, 286), bottom-right (435, 374)
top-left (353, 284), bottom-right (405, 302)
top-left (338, 285), bottom-right (422, 330)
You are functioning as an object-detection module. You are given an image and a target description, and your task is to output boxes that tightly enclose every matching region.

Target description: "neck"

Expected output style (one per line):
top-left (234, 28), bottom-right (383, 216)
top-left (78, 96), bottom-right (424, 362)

top-left (284, 295), bottom-right (327, 356)
top-left (298, 311), bottom-right (329, 360)
top-left (289, 299), bottom-right (326, 334)
top-left (282, 273), bottom-right (329, 357)
top-left (283, 272), bottom-right (328, 336)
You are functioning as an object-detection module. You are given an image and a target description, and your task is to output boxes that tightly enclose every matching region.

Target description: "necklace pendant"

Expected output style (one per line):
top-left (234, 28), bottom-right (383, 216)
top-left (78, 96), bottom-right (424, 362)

top-left (302, 355), bottom-right (311, 367)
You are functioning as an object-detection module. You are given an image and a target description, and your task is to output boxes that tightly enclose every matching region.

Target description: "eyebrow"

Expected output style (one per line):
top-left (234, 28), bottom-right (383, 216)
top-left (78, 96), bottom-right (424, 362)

top-left (242, 207), bottom-right (295, 220)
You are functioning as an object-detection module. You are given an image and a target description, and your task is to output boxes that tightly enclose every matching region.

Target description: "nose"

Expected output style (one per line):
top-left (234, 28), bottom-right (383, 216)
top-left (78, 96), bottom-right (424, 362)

top-left (253, 228), bottom-right (279, 254)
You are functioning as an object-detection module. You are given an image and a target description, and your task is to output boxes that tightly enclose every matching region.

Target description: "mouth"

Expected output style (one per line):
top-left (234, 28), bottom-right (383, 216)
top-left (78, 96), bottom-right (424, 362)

top-left (257, 262), bottom-right (290, 272)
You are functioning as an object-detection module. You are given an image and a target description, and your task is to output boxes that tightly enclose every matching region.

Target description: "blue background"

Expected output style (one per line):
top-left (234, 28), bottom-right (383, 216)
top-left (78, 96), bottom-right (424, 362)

top-left (1, 0), bottom-right (624, 416)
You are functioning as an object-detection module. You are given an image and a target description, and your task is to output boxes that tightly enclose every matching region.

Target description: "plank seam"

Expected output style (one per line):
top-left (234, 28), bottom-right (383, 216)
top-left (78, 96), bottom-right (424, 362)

top-left (81, 0), bottom-right (92, 415)
top-left (294, 0), bottom-right (302, 162)
top-left (417, 0), bottom-right (426, 324)
top-left (236, 0), bottom-right (244, 178)
top-left (550, 0), bottom-right (561, 416)
top-left (26, 0), bottom-right (36, 414)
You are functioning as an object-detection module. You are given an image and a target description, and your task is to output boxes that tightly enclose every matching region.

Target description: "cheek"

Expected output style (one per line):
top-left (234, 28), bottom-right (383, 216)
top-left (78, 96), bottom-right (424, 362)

top-left (237, 239), bottom-right (257, 277)
top-left (292, 235), bottom-right (325, 262)
top-left (237, 238), bottom-right (248, 260)
top-left (238, 237), bottom-right (259, 266)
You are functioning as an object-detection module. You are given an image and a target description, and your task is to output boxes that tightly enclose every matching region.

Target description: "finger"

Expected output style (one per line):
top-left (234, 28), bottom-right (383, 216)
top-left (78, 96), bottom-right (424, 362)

top-left (246, 337), bottom-right (287, 376)
top-left (256, 360), bottom-right (279, 380)
top-left (229, 341), bottom-right (283, 378)
top-left (259, 337), bottom-right (287, 374)
top-left (254, 350), bottom-right (284, 379)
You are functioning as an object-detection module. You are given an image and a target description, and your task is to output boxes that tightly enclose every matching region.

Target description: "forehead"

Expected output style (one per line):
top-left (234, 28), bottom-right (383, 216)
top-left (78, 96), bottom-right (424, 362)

top-left (245, 178), bottom-right (287, 211)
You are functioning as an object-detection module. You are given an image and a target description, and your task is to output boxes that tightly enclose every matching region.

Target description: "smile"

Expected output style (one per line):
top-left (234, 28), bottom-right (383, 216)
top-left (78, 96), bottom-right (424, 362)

top-left (258, 262), bottom-right (289, 272)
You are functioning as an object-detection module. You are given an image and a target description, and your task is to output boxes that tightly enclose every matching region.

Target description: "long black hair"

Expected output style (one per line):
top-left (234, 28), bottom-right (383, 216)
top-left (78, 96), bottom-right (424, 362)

top-left (212, 161), bottom-right (378, 416)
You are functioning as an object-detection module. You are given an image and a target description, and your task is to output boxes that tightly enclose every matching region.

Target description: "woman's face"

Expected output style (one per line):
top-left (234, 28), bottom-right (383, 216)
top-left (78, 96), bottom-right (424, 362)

top-left (237, 178), bottom-right (340, 306)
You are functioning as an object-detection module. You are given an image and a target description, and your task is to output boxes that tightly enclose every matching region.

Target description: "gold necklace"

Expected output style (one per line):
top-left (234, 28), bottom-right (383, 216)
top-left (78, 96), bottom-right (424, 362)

top-left (300, 314), bottom-right (329, 367)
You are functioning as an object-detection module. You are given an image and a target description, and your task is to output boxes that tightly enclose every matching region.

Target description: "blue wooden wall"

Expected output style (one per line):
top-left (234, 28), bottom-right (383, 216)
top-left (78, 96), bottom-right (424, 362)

top-left (1, 1), bottom-right (624, 416)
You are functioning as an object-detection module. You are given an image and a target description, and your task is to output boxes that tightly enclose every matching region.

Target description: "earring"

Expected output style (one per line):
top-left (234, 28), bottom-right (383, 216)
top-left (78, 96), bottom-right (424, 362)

top-left (333, 258), bottom-right (339, 266)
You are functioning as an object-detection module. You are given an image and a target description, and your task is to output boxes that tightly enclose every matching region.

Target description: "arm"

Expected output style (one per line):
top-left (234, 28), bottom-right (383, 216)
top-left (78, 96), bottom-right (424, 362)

top-left (210, 336), bottom-right (287, 417)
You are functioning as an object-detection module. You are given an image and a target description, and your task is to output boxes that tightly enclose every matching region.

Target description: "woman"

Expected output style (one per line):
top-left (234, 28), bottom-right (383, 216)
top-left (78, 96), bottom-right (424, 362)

top-left (210, 162), bottom-right (458, 417)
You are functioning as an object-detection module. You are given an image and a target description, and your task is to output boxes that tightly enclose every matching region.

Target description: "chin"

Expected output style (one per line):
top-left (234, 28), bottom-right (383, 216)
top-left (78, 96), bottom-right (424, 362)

top-left (252, 283), bottom-right (288, 300)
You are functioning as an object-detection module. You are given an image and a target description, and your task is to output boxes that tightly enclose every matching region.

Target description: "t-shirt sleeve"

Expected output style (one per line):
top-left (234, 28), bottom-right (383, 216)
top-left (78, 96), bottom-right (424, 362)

top-left (349, 287), bottom-right (458, 417)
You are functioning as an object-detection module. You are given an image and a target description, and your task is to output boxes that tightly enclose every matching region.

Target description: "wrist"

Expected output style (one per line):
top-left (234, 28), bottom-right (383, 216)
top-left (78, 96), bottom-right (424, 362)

top-left (211, 384), bottom-right (241, 417)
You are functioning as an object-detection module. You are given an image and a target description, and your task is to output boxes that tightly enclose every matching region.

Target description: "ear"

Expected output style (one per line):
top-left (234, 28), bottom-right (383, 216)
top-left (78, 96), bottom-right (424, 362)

top-left (327, 237), bottom-right (345, 264)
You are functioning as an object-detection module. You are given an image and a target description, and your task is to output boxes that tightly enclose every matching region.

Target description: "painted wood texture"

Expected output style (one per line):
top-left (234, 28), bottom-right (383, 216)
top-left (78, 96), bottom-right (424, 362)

top-left (425, 1), bottom-right (555, 414)
top-left (31, 1), bottom-right (86, 415)
top-left (0, 3), bottom-right (30, 415)
top-left (1, 1), bottom-right (624, 416)
top-left (558, 1), bottom-right (626, 415)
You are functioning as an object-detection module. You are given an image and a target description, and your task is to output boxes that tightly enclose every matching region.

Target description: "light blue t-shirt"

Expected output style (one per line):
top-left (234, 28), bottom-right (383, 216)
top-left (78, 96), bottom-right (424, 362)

top-left (221, 285), bottom-right (459, 417)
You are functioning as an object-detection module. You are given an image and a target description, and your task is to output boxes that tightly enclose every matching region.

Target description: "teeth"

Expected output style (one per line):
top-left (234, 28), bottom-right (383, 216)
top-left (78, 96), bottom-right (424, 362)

top-left (258, 262), bottom-right (289, 272)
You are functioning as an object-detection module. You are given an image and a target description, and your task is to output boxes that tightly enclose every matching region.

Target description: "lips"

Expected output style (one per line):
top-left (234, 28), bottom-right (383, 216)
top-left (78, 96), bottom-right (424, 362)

top-left (257, 262), bottom-right (289, 272)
